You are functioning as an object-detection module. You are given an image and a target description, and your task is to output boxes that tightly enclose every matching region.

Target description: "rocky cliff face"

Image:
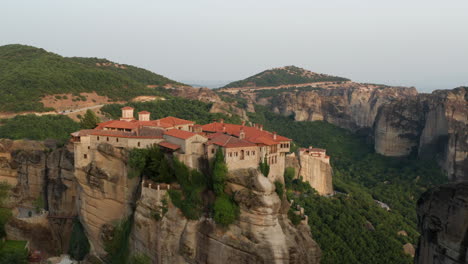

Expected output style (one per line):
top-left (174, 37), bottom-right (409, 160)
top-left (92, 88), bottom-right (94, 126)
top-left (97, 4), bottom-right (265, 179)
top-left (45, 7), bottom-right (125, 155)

top-left (269, 83), bottom-right (417, 131)
top-left (374, 87), bottom-right (468, 181)
top-left (0, 139), bottom-right (76, 257)
top-left (235, 84), bottom-right (466, 180)
top-left (74, 143), bottom-right (140, 256)
top-left (130, 168), bottom-right (321, 264)
top-left (415, 182), bottom-right (468, 264)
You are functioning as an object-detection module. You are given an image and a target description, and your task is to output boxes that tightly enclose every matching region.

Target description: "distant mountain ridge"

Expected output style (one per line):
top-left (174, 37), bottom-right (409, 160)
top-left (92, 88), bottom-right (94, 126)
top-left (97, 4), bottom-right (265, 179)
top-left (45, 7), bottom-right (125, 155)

top-left (222, 65), bottom-right (350, 88)
top-left (0, 44), bottom-right (184, 112)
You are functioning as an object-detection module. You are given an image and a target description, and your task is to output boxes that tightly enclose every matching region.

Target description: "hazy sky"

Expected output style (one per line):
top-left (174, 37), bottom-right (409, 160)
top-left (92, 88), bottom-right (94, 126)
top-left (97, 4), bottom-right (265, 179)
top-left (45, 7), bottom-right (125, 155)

top-left (1, 0), bottom-right (467, 91)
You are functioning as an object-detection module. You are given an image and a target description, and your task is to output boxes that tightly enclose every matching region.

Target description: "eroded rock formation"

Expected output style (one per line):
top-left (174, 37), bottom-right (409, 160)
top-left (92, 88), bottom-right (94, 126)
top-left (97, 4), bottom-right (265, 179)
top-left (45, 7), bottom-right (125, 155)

top-left (130, 168), bottom-right (321, 264)
top-left (236, 84), bottom-right (467, 180)
top-left (0, 139), bottom-right (76, 257)
top-left (74, 143), bottom-right (140, 256)
top-left (415, 182), bottom-right (468, 264)
top-left (374, 87), bottom-right (468, 181)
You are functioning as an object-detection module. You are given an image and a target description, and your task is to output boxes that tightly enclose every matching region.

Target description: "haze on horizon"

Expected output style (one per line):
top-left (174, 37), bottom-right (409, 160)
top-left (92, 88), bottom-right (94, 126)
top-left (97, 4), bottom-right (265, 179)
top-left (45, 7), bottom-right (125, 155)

top-left (1, 0), bottom-right (467, 92)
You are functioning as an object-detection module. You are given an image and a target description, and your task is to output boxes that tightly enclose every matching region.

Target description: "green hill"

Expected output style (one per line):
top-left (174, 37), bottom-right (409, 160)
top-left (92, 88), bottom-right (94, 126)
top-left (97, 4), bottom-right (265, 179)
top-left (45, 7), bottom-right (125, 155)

top-left (223, 65), bottom-right (350, 88)
top-left (0, 44), bottom-right (184, 112)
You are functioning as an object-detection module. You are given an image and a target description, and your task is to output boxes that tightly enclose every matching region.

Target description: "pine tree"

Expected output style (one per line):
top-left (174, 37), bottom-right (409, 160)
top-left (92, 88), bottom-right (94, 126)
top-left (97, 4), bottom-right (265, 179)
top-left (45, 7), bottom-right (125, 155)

top-left (79, 109), bottom-right (101, 129)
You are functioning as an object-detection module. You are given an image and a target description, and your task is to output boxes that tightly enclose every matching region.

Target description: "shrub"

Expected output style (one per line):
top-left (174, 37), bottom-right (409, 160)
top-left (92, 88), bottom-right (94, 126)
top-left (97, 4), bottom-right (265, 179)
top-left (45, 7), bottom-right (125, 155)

top-left (213, 194), bottom-right (239, 227)
top-left (274, 181), bottom-right (284, 199)
top-left (287, 208), bottom-right (302, 226)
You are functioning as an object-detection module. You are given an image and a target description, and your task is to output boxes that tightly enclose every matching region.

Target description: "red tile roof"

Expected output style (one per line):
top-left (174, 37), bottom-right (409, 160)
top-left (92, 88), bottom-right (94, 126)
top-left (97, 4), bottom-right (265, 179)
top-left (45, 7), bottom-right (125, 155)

top-left (201, 122), bottom-right (291, 145)
top-left (158, 141), bottom-right (181, 150)
top-left (157, 116), bottom-right (194, 126)
top-left (139, 111), bottom-right (150, 114)
top-left (164, 129), bottom-right (198, 139)
top-left (122, 106), bottom-right (134, 110)
top-left (100, 120), bottom-right (140, 130)
top-left (207, 133), bottom-right (256, 148)
top-left (90, 130), bottom-right (163, 139)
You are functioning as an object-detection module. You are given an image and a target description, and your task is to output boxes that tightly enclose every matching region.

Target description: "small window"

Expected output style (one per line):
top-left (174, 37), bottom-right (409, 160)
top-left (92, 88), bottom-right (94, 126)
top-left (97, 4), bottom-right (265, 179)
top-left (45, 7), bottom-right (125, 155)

top-left (106, 137), bottom-right (109, 141)
top-left (97, 136), bottom-right (100, 141)
top-left (87, 146), bottom-right (90, 149)
top-left (211, 149), bottom-right (215, 154)
top-left (246, 151), bottom-right (250, 156)
top-left (138, 142), bottom-right (141, 147)
top-left (116, 138), bottom-right (119, 142)
top-left (229, 152), bottom-right (232, 157)
top-left (84, 154), bottom-right (87, 159)
top-left (252, 151), bottom-right (255, 155)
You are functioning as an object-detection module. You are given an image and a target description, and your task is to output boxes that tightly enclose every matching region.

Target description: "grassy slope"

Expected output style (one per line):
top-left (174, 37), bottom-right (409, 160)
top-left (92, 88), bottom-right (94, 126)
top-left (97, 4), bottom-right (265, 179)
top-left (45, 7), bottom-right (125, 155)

top-left (223, 65), bottom-right (350, 88)
top-left (249, 106), bottom-right (447, 264)
top-left (0, 44), bottom-right (183, 112)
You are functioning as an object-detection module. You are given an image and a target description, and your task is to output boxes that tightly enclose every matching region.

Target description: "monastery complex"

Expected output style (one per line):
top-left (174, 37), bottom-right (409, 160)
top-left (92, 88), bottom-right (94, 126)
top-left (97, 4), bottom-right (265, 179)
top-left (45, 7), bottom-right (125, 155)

top-left (71, 107), bottom-right (333, 194)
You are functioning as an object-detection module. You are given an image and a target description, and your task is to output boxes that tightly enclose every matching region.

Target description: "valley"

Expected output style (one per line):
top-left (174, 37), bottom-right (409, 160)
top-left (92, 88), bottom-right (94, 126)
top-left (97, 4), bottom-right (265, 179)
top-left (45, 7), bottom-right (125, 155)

top-left (0, 45), bottom-right (466, 264)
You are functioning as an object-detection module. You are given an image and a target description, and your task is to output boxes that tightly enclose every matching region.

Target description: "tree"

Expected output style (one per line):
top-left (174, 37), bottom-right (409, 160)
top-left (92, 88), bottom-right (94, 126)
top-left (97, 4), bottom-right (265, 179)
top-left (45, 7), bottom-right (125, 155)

top-left (212, 150), bottom-right (228, 195)
top-left (68, 219), bottom-right (90, 261)
top-left (80, 109), bottom-right (101, 129)
top-left (157, 157), bottom-right (173, 183)
top-left (259, 157), bottom-right (270, 177)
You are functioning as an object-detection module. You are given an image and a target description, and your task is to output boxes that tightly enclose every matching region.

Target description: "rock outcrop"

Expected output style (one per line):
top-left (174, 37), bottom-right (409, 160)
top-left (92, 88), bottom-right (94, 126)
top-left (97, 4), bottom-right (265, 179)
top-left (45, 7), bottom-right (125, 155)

top-left (130, 168), bottom-right (321, 264)
top-left (270, 83), bottom-right (417, 131)
top-left (230, 83), bottom-right (466, 180)
top-left (374, 87), bottom-right (468, 181)
top-left (74, 143), bottom-right (140, 256)
top-left (415, 182), bottom-right (468, 264)
top-left (296, 148), bottom-right (333, 196)
top-left (0, 139), bottom-right (76, 257)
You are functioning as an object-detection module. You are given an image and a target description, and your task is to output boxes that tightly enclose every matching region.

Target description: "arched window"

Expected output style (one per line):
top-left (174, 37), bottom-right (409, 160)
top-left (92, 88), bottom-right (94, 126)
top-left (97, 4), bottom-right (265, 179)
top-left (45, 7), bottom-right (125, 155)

top-left (240, 150), bottom-right (245, 160)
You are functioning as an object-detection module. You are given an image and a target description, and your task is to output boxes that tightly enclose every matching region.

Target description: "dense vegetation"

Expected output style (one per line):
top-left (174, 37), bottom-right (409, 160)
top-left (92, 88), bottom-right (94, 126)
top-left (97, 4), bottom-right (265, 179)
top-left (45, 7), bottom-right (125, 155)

top-left (101, 97), bottom-right (242, 125)
top-left (0, 183), bottom-right (28, 264)
top-left (128, 146), bottom-right (238, 226)
top-left (0, 114), bottom-right (80, 144)
top-left (249, 106), bottom-right (447, 264)
top-left (0, 44), bottom-right (183, 112)
top-left (223, 66), bottom-right (349, 88)
top-left (68, 218), bottom-right (91, 261)
top-left (103, 217), bottom-right (133, 264)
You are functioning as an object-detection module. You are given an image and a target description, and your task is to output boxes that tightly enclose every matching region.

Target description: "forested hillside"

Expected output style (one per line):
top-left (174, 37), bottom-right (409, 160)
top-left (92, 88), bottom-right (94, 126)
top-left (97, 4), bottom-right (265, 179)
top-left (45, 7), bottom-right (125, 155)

top-left (0, 44), bottom-right (183, 112)
top-left (249, 106), bottom-right (447, 264)
top-left (223, 65), bottom-right (349, 88)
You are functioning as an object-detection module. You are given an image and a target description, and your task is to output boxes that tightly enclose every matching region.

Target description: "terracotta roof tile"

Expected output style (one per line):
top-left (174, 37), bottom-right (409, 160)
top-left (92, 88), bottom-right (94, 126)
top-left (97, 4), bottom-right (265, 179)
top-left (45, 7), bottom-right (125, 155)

top-left (158, 141), bottom-right (181, 150)
top-left (207, 133), bottom-right (256, 148)
top-left (157, 116), bottom-right (194, 126)
top-left (201, 122), bottom-right (291, 145)
top-left (164, 129), bottom-right (197, 139)
top-left (122, 106), bottom-right (134, 110)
